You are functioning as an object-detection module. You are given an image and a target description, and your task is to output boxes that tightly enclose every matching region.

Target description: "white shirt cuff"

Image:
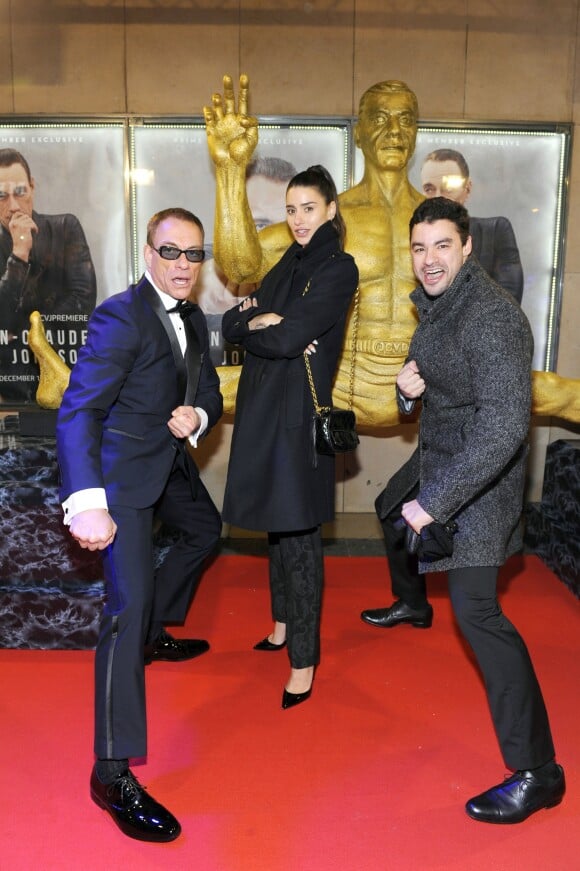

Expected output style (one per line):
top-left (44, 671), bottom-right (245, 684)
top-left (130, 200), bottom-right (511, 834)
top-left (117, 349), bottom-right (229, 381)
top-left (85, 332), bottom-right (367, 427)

top-left (62, 488), bottom-right (108, 526)
top-left (188, 407), bottom-right (208, 447)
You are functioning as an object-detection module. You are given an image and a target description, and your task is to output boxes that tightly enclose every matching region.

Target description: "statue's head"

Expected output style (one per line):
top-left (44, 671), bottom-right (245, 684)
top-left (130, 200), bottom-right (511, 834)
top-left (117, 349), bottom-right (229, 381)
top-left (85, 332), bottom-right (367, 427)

top-left (354, 80), bottom-right (418, 172)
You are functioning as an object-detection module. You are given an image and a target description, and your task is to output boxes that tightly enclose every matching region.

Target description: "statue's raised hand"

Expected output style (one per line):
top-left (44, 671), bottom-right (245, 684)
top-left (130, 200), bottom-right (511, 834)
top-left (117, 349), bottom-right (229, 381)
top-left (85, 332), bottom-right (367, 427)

top-left (203, 74), bottom-right (258, 168)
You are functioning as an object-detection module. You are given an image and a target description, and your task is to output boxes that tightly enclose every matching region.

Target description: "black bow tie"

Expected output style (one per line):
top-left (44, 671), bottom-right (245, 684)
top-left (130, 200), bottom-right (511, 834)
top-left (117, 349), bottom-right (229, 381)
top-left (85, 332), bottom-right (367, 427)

top-left (166, 299), bottom-right (197, 319)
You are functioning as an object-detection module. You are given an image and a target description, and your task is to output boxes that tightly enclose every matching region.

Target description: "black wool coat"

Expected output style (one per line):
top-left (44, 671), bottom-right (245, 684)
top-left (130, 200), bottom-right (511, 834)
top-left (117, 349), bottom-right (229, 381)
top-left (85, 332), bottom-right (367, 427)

top-left (376, 256), bottom-right (533, 573)
top-left (221, 221), bottom-right (359, 532)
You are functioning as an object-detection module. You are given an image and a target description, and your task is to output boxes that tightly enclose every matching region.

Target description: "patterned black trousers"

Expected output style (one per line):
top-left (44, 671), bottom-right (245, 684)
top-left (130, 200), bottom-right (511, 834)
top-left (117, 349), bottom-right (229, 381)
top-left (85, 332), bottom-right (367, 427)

top-left (267, 526), bottom-right (324, 669)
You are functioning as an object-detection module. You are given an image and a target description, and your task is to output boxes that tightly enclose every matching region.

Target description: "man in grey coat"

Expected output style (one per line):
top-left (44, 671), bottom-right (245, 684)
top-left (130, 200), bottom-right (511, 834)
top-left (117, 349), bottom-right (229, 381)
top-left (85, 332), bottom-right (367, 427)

top-left (362, 197), bottom-right (564, 823)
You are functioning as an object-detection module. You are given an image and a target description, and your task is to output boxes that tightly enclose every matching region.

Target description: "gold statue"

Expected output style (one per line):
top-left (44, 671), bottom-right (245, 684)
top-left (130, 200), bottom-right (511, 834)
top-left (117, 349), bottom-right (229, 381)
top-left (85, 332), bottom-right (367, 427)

top-left (531, 370), bottom-right (580, 420)
top-left (204, 75), bottom-right (423, 425)
top-left (29, 317), bottom-right (580, 424)
top-left (203, 74), bottom-right (579, 425)
top-left (28, 310), bottom-right (70, 408)
top-left (26, 76), bottom-right (579, 425)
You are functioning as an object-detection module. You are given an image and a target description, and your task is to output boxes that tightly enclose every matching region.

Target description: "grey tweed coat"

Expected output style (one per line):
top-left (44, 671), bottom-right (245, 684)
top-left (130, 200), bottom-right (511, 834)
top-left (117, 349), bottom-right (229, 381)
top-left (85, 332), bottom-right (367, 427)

top-left (376, 256), bottom-right (533, 573)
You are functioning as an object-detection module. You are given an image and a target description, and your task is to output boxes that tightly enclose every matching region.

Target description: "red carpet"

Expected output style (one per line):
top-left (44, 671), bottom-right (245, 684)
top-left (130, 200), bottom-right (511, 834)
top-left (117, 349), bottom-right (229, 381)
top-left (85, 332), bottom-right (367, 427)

top-left (1, 554), bottom-right (578, 870)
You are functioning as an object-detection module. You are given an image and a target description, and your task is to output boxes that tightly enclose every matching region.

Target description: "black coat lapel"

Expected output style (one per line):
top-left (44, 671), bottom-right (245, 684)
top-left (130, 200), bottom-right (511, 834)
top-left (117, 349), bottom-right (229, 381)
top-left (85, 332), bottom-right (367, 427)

top-left (257, 246), bottom-right (300, 312)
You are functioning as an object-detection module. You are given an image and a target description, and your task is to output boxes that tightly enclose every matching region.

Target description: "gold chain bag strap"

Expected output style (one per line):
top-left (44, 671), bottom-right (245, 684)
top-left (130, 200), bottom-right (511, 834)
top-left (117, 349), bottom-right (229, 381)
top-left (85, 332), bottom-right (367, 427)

top-left (303, 270), bottom-right (360, 463)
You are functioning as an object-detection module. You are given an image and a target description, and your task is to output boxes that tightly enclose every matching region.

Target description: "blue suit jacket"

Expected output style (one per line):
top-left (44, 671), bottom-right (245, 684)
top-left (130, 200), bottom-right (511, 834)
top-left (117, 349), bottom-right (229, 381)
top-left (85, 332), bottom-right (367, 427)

top-left (56, 276), bottom-right (222, 508)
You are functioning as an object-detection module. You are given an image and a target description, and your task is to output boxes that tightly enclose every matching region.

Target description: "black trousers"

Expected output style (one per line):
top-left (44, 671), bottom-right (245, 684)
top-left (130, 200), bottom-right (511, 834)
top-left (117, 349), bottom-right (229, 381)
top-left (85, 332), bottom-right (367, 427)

top-left (94, 461), bottom-right (221, 760)
top-left (448, 566), bottom-right (555, 770)
top-left (379, 501), bottom-right (555, 770)
top-left (380, 505), bottom-right (428, 609)
top-left (267, 526), bottom-right (324, 669)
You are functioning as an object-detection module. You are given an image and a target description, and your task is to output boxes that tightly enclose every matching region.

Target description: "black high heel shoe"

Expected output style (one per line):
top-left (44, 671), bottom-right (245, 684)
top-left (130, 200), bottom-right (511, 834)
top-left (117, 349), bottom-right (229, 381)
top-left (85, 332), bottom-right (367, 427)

top-left (253, 636), bottom-right (287, 651)
top-left (281, 686), bottom-right (312, 710)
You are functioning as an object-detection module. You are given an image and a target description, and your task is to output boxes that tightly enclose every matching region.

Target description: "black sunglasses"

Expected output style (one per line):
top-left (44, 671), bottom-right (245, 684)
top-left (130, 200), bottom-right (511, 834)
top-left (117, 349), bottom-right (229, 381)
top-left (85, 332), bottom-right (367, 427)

top-left (153, 245), bottom-right (206, 263)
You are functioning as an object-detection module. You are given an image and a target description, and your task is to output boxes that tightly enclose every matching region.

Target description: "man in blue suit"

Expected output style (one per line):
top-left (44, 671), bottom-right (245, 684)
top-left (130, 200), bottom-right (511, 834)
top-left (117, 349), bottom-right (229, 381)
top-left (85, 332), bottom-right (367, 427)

top-left (57, 207), bottom-right (222, 842)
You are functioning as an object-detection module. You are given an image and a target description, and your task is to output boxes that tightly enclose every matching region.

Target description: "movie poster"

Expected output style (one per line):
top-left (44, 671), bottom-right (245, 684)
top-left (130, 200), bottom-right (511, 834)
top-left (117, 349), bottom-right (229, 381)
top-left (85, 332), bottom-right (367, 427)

top-left (0, 122), bottom-right (128, 407)
top-left (1, 117), bottom-right (566, 405)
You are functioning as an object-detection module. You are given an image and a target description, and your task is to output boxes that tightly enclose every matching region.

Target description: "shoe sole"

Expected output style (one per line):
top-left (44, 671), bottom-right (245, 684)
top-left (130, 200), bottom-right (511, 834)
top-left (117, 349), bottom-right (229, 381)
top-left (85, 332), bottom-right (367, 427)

top-left (361, 617), bottom-right (433, 629)
top-left (145, 647), bottom-right (210, 665)
top-left (465, 794), bottom-right (564, 824)
top-left (253, 643), bottom-right (287, 651)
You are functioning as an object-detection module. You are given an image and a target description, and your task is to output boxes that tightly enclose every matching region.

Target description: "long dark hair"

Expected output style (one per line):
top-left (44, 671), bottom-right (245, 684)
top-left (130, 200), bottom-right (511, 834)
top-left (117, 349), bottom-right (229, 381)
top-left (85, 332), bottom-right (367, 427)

top-left (286, 164), bottom-right (346, 249)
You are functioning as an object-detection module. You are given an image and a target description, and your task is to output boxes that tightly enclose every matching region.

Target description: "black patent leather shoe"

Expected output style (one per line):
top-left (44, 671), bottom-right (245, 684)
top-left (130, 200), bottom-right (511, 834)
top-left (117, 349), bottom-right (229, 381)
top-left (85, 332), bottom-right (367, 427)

top-left (90, 766), bottom-right (181, 842)
top-left (282, 687), bottom-right (312, 709)
top-left (466, 764), bottom-right (565, 824)
top-left (144, 628), bottom-right (209, 664)
top-left (360, 599), bottom-right (433, 629)
top-left (254, 636), bottom-right (287, 651)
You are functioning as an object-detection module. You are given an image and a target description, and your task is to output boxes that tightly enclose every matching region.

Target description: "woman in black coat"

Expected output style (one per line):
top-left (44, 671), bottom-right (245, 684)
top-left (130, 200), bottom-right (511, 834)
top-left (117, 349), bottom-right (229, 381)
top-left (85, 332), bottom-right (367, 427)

top-left (222, 165), bottom-right (359, 709)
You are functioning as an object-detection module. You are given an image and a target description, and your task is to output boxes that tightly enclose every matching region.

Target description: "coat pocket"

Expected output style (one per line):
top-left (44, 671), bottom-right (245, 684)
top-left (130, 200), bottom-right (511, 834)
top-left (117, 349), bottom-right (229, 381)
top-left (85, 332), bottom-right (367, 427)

top-left (104, 426), bottom-right (145, 441)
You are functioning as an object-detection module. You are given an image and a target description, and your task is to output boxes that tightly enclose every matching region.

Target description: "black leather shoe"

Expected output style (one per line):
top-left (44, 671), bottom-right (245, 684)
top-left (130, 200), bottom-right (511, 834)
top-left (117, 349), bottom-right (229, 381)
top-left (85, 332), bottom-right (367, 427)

top-left (90, 766), bottom-right (181, 841)
top-left (466, 764), bottom-right (565, 824)
top-left (254, 636), bottom-right (287, 651)
top-left (282, 687), bottom-right (312, 709)
top-left (144, 628), bottom-right (209, 664)
top-left (360, 599), bottom-right (433, 629)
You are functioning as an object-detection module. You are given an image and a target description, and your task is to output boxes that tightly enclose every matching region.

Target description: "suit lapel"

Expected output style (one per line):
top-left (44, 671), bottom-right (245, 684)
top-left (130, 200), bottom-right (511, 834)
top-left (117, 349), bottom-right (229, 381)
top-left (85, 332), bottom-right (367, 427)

top-left (139, 278), bottom-right (188, 401)
top-left (183, 313), bottom-right (201, 406)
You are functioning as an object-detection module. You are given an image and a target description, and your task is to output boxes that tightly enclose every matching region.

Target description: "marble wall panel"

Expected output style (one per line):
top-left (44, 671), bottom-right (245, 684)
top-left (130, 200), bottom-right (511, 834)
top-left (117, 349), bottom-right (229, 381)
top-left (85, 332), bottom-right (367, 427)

top-left (353, 0), bottom-right (468, 120)
top-left (10, 2), bottom-right (126, 113)
top-left (528, 421), bottom-right (553, 503)
top-left (562, 131), bottom-right (580, 275)
top-left (196, 416), bottom-right (234, 514)
top-left (125, 0), bottom-right (240, 114)
top-left (465, 2), bottom-right (576, 121)
top-left (0, 4), bottom-right (13, 113)
top-left (342, 425), bottom-right (418, 514)
top-left (239, 0), bottom-right (355, 115)
top-left (574, 11), bottom-right (580, 125)
top-left (556, 271), bottom-right (580, 377)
